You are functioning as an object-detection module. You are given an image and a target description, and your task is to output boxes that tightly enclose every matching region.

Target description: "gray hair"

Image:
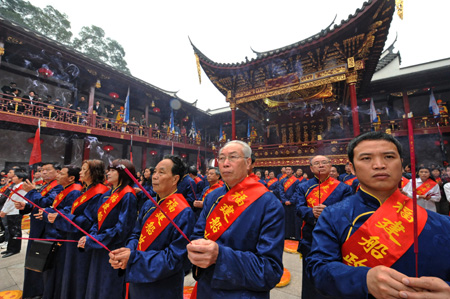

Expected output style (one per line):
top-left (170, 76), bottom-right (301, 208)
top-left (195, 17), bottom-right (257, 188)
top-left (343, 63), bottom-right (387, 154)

top-left (219, 140), bottom-right (252, 158)
top-left (208, 167), bottom-right (221, 177)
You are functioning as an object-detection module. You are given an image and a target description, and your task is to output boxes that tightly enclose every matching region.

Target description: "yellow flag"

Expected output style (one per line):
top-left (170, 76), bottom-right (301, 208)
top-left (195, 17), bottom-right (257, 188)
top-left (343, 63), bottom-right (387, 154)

top-left (396, 0), bottom-right (403, 20)
top-left (195, 53), bottom-right (202, 84)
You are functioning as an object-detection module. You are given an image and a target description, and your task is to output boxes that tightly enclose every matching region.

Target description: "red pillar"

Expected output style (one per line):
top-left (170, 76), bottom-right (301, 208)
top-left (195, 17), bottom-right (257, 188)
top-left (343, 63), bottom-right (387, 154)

top-left (402, 90), bottom-right (411, 114)
top-left (231, 103), bottom-right (236, 140)
top-left (349, 83), bottom-right (360, 137)
top-left (141, 146), bottom-right (147, 170)
top-left (83, 138), bottom-right (90, 161)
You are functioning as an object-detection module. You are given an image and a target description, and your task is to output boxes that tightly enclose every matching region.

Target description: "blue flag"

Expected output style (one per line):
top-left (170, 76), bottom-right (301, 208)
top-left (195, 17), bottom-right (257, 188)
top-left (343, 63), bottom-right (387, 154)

top-left (429, 90), bottom-right (439, 118)
top-left (170, 109), bottom-right (175, 133)
top-left (247, 119), bottom-right (251, 138)
top-left (124, 87), bottom-right (130, 123)
top-left (369, 98), bottom-right (378, 123)
top-left (219, 124), bottom-right (223, 141)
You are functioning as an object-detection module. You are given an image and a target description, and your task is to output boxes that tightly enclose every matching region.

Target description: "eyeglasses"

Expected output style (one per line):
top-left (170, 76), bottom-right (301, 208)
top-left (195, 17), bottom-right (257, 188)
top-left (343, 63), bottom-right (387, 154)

top-left (311, 160), bottom-right (331, 166)
top-left (218, 155), bottom-right (247, 163)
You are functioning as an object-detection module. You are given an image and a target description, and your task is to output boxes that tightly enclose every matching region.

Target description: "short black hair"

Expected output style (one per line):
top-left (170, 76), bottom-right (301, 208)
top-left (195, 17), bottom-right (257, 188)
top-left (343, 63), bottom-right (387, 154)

top-left (163, 155), bottom-right (186, 185)
top-left (251, 153), bottom-right (256, 165)
top-left (15, 171), bottom-right (28, 181)
top-left (188, 165), bottom-right (197, 176)
top-left (65, 165), bottom-right (81, 183)
top-left (347, 131), bottom-right (403, 164)
top-left (109, 159), bottom-right (136, 190)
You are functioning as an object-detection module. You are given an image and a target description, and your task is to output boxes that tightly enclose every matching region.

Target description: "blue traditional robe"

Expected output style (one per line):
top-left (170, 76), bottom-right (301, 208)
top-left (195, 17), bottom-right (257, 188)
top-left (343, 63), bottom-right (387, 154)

top-left (53, 184), bottom-right (108, 299)
top-left (41, 183), bottom-right (82, 299)
top-left (294, 176), bottom-right (351, 299)
top-left (20, 181), bottom-right (63, 298)
top-left (338, 173), bottom-right (356, 183)
top-left (294, 176), bottom-right (352, 255)
top-left (177, 174), bottom-right (197, 207)
top-left (125, 194), bottom-right (195, 298)
top-left (84, 188), bottom-right (137, 299)
top-left (306, 189), bottom-right (450, 298)
top-left (191, 184), bottom-right (285, 298)
top-left (278, 176), bottom-right (302, 240)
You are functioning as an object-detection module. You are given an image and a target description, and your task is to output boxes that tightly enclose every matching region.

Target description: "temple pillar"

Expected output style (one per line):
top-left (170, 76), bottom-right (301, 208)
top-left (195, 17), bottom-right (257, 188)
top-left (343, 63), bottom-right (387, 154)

top-left (141, 146), bottom-right (147, 170)
top-left (402, 90), bottom-right (411, 114)
top-left (145, 105), bottom-right (149, 126)
top-left (82, 138), bottom-right (90, 161)
top-left (231, 102), bottom-right (236, 140)
top-left (347, 71), bottom-right (360, 136)
top-left (87, 83), bottom-right (95, 115)
top-left (63, 135), bottom-right (73, 165)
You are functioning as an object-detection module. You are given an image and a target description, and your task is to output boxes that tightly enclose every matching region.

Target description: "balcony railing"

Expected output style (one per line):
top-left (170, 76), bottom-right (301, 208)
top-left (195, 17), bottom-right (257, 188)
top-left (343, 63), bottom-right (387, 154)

top-left (0, 94), bottom-right (206, 147)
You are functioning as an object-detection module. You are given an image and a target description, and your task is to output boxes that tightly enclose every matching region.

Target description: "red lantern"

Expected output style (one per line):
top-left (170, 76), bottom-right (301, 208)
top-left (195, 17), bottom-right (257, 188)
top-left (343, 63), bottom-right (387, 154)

top-left (27, 136), bottom-right (44, 144)
top-left (103, 144), bottom-right (114, 152)
top-left (150, 150), bottom-right (157, 156)
top-left (109, 92), bottom-right (119, 99)
top-left (152, 107), bottom-right (160, 113)
top-left (181, 153), bottom-right (187, 159)
top-left (38, 67), bottom-right (53, 77)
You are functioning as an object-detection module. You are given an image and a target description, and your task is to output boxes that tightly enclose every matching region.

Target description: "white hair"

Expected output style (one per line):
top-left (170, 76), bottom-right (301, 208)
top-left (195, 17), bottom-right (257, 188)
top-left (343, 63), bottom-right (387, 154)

top-left (219, 140), bottom-right (251, 158)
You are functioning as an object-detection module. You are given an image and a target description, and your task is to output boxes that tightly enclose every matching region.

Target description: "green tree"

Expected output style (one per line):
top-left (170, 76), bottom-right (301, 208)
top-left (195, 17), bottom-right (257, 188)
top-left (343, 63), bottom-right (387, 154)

top-left (0, 0), bottom-right (72, 44)
top-left (73, 25), bottom-right (130, 73)
top-left (0, 0), bottom-right (130, 73)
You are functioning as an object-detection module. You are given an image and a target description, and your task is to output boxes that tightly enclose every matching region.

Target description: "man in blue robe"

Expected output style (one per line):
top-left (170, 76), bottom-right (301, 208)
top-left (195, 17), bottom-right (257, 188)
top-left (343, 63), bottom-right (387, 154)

top-left (278, 166), bottom-right (302, 240)
top-left (293, 155), bottom-right (351, 298)
top-left (38, 166), bottom-right (82, 299)
top-left (177, 171), bottom-right (197, 208)
top-left (187, 140), bottom-right (284, 298)
top-left (109, 155), bottom-right (195, 298)
top-left (17, 163), bottom-right (63, 299)
top-left (338, 162), bottom-right (356, 183)
top-left (306, 132), bottom-right (450, 298)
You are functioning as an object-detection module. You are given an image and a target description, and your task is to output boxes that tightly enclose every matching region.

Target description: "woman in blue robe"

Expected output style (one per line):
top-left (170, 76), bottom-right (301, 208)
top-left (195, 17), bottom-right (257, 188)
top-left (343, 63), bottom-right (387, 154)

top-left (78, 159), bottom-right (137, 299)
top-left (51, 160), bottom-right (108, 299)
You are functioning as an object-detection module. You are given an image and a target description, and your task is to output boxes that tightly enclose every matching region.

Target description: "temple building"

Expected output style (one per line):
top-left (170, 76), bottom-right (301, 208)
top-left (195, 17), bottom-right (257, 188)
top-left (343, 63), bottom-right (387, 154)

top-left (192, 0), bottom-right (450, 170)
top-left (0, 0), bottom-right (449, 174)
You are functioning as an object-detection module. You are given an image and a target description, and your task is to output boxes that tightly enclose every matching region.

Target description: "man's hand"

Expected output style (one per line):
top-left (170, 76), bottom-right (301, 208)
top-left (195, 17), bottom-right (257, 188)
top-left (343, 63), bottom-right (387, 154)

top-left (313, 204), bottom-right (326, 218)
top-left (193, 200), bottom-right (203, 208)
top-left (22, 179), bottom-right (35, 193)
top-left (367, 266), bottom-right (417, 299)
top-left (14, 201), bottom-right (26, 210)
top-left (0, 211), bottom-right (6, 218)
top-left (78, 236), bottom-right (86, 249)
top-left (285, 201), bottom-right (291, 206)
top-left (133, 187), bottom-right (142, 194)
top-left (34, 209), bottom-right (44, 220)
top-left (109, 247), bottom-right (131, 270)
top-left (187, 239), bottom-right (219, 268)
top-left (399, 276), bottom-right (450, 298)
top-left (47, 213), bottom-right (58, 223)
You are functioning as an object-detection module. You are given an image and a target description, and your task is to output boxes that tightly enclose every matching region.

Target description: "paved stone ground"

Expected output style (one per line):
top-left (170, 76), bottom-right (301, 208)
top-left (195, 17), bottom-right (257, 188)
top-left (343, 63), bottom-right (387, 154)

top-left (0, 232), bottom-right (302, 298)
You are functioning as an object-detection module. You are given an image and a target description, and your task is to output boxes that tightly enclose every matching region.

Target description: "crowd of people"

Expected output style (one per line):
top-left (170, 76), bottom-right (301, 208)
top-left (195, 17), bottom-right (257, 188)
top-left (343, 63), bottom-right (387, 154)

top-left (0, 133), bottom-right (449, 298)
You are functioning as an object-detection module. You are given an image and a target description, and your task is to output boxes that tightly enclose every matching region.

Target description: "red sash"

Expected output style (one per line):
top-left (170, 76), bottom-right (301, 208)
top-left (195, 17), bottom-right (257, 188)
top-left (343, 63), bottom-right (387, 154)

top-left (204, 177), bottom-right (267, 241)
top-left (72, 184), bottom-right (110, 214)
top-left (284, 175), bottom-right (297, 192)
top-left (436, 177), bottom-right (442, 184)
top-left (416, 178), bottom-right (437, 195)
top-left (342, 189), bottom-right (428, 268)
top-left (401, 177), bottom-right (410, 188)
top-left (344, 176), bottom-right (357, 186)
top-left (0, 182), bottom-right (13, 194)
top-left (279, 174), bottom-right (287, 181)
top-left (306, 177), bottom-right (339, 207)
top-left (201, 181), bottom-right (223, 201)
top-left (40, 180), bottom-right (58, 197)
top-left (267, 178), bottom-right (278, 188)
top-left (194, 177), bottom-right (202, 184)
top-left (297, 177), bottom-right (304, 183)
top-left (137, 194), bottom-right (189, 251)
top-left (52, 184), bottom-right (83, 208)
top-left (7, 184), bottom-right (23, 200)
top-left (98, 185), bottom-right (135, 229)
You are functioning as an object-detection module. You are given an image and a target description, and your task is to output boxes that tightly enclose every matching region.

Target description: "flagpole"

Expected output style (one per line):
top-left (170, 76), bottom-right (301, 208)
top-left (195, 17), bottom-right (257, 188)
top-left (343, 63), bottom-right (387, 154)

top-left (406, 112), bottom-right (419, 277)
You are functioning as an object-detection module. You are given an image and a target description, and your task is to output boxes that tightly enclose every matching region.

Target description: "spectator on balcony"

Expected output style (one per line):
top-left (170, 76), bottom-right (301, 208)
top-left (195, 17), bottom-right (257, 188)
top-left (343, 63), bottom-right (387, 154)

top-left (1, 82), bottom-right (18, 95)
top-left (161, 122), bottom-right (168, 132)
top-left (130, 116), bottom-right (139, 126)
top-left (52, 98), bottom-right (62, 107)
top-left (77, 96), bottom-right (88, 113)
top-left (23, 90), bottom-right (37, 106)
top-left (139, 114), bottom-right (147, 127)
top-left (93, 100), bottom-right (102, 116)
top-left (105, 103), bottom-right (116, 120)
